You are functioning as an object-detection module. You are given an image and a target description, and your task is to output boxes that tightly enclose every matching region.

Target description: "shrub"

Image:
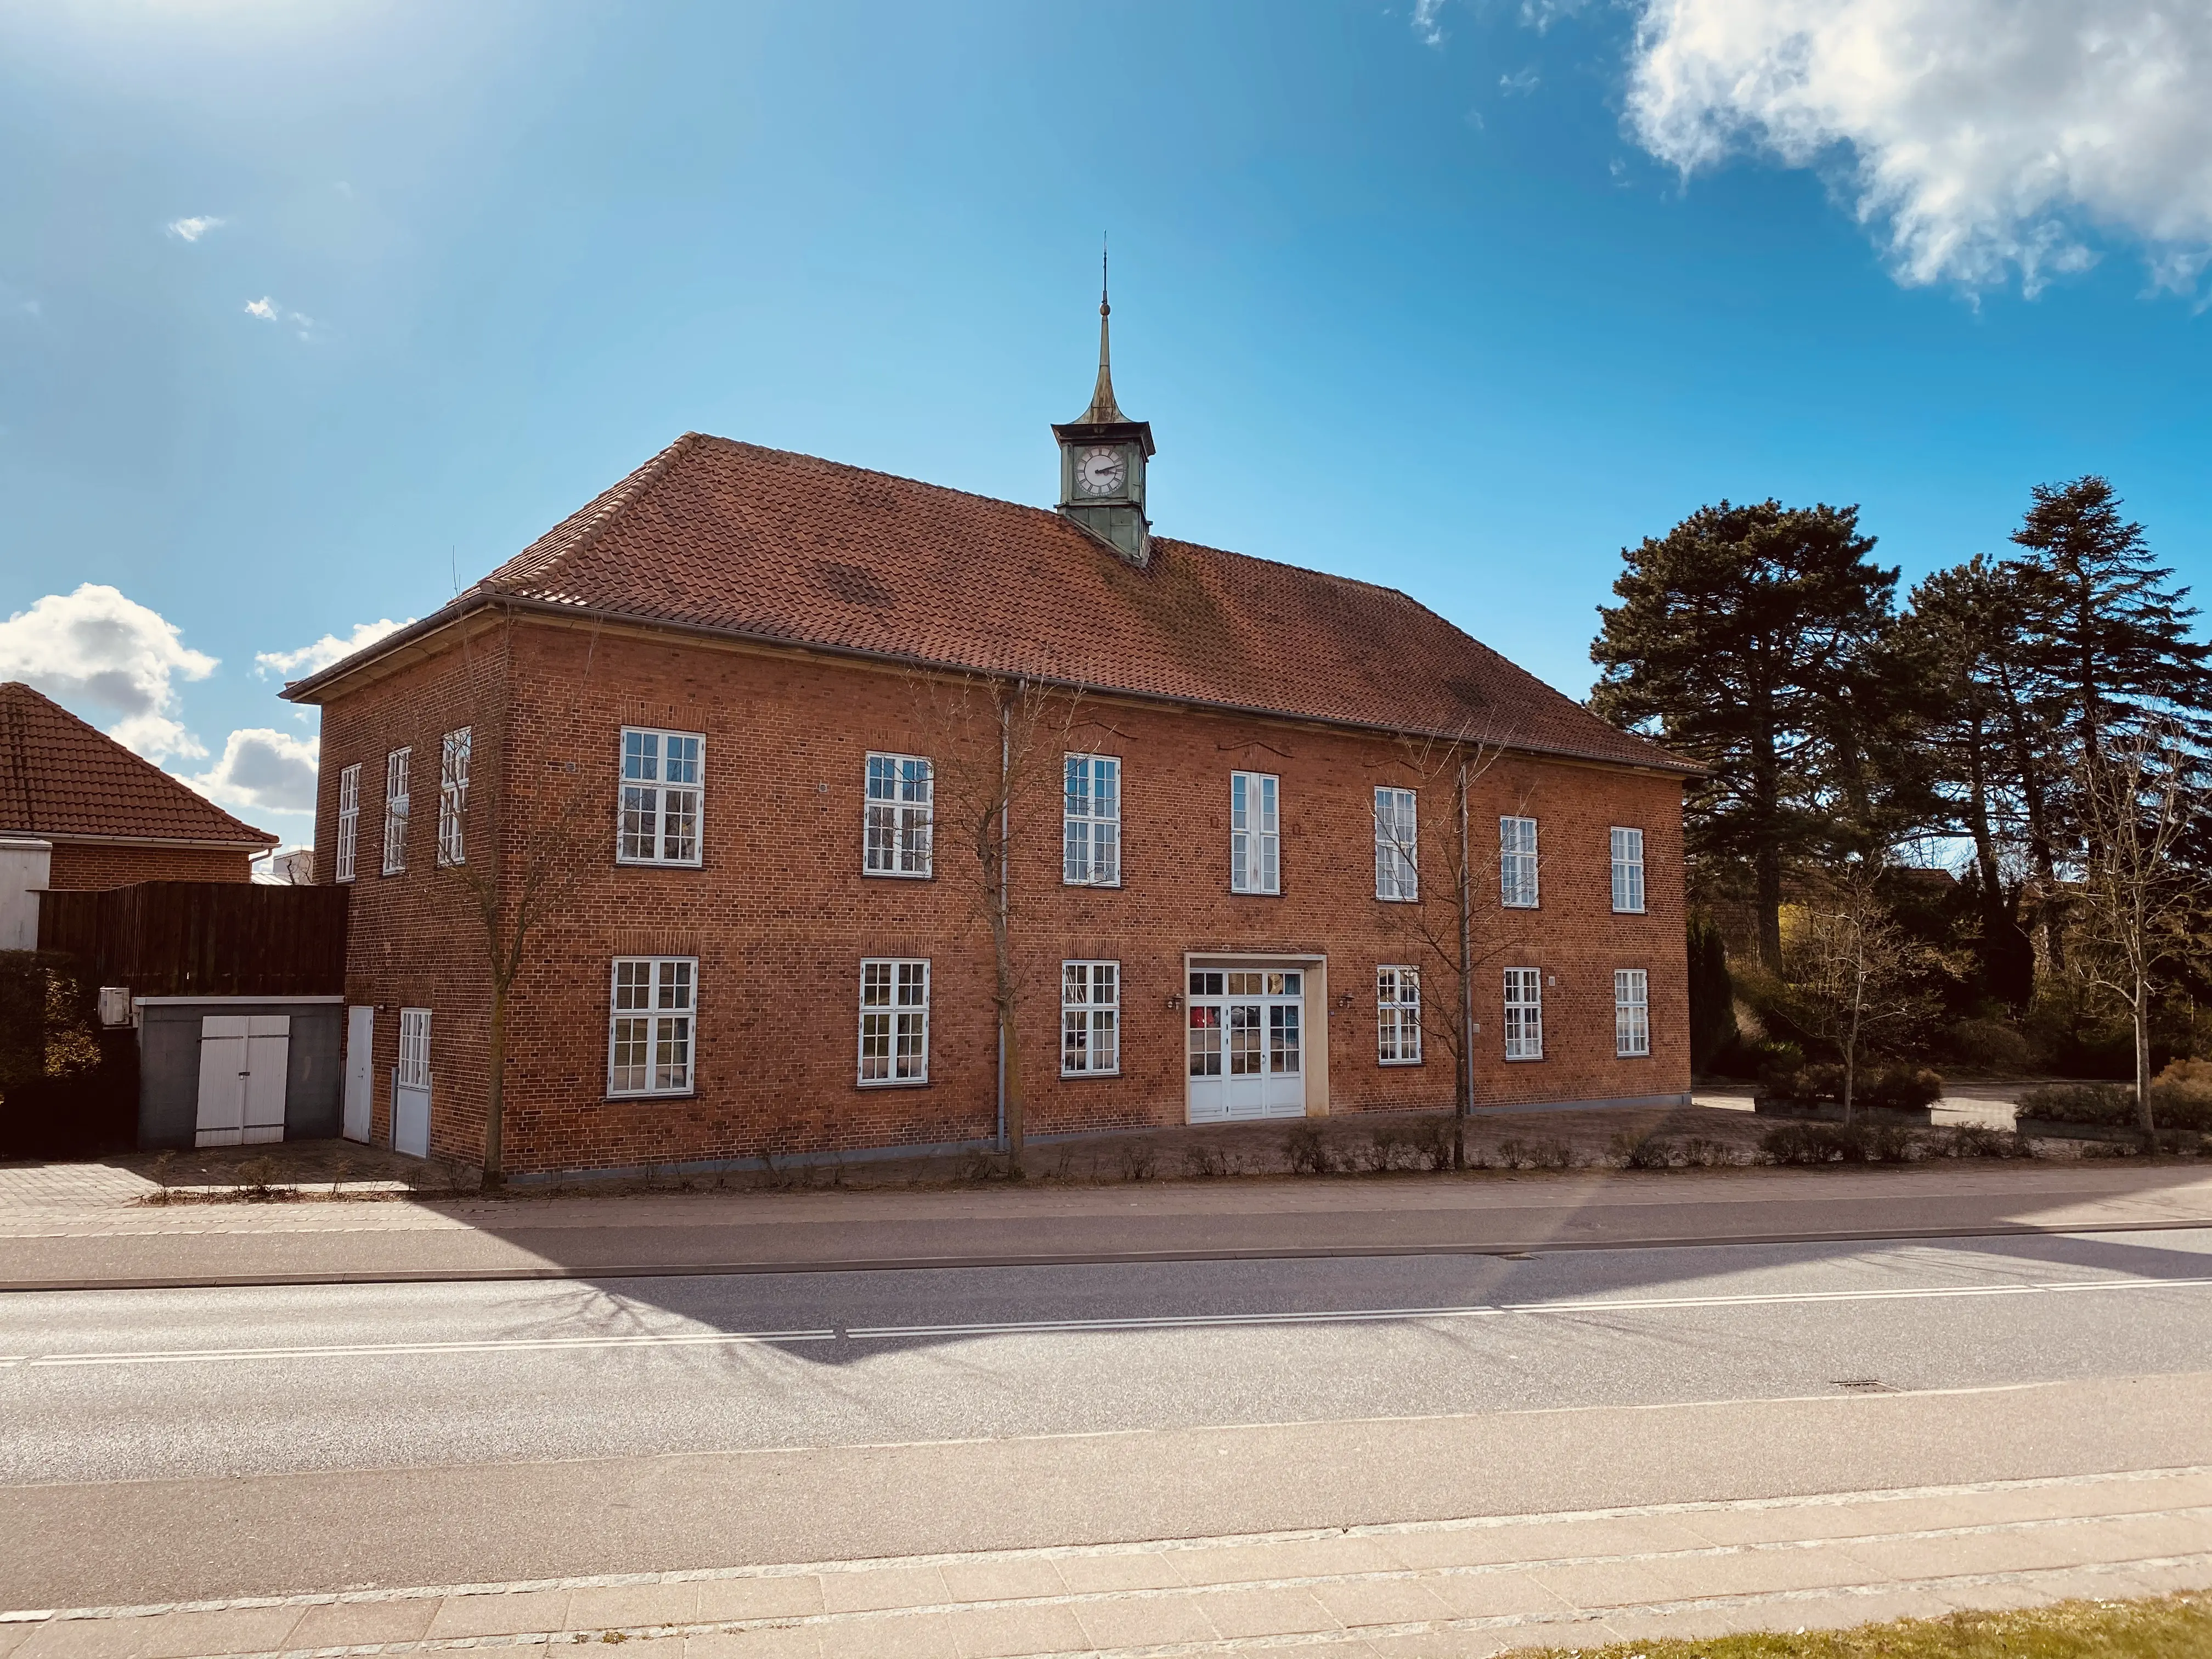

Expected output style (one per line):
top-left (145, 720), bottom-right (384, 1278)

top-left (2017, 1083), bottom-right (2136, 1127)
top-left (1859, 1064), bottom-right (1944, 1113)
top-left (1181, 1142), bottom-right (1228, 1179)
top-left (1760, 1121), bottom-right (1916, 1165)
top-left (1928, 1125), bottom-right (2034, 1160)
top-left (1283, 1121), bottom-right (1331, 1175)
top-left (2151, 1059), bottom-right (2212, 1133)
top-left (1617, 1133), bottom-right (1678, 1170)
top-left (1949, 1017), bottom-right (2033, 1074)
top-left (1116, 1142), bottom-right (1158, 1182)
top-left (1760, 1063), bottom-right (1842, 1108)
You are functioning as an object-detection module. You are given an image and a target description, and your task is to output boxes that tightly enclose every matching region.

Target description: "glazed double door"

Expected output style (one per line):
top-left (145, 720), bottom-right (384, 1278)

top-left (1186, 967), bottom-right (1308, 1122)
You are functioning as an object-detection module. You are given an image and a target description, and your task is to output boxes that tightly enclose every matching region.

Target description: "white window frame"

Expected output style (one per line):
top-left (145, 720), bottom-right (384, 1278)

top-left (1060, 960), bottom-right (1121, 1076)
top-left (1504, 967), bottom-right (1544, 1060)
top-left (397, 1007), bottom-right (432, 1089)
top-left (864, 753), bottom-right (934, 878)
top-left (335, 763), bottom-right (360, 883)
top-left (1616, 968), bottom-right (1651, 1058)
top-left (382, 748), bottom-right (411, 876)
top-left (1375, 787), bottom-right (1418, 902)
top-left (859, 958), bottom-right (930, 1085)
top-left (607, 956), bottom-right (698, 1097)
top-left (437, 727), bottom-right (471, 868)
top-left (617, 727), bottom-right (704, 867)
top-left (1063, 755), bottom-right (1122, 887)
top-left (1378, 965), bottom-right (1422, 1065)
top-left (1500, 815), bottom-right (1539, 909)
top-left (1611, 826), bottom-right (1646, 914)
top-left (1230, 771), bottom-right (1280, 895)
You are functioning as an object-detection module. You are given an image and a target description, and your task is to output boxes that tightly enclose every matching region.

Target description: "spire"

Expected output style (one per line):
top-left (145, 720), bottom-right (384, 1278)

top-left (1073, 238), bottom-right (1125, 425)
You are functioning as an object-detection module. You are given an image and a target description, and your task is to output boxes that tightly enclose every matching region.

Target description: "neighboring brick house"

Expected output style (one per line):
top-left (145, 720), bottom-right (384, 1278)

top-left (285, 316), bottom-right (1699, 1174)
top-left (1, 681), bottom-right (275, 891)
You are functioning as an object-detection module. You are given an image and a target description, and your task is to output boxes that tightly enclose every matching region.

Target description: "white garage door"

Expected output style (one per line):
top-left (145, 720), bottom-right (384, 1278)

top-left (195, 1014), bottom-right (291, 1148)
top-left (1186, 968), bottom-right (1308, 1122)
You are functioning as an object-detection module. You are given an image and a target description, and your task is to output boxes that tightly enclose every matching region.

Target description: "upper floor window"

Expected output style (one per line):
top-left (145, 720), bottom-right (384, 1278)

top-left (382, 748), bottom-right (411, 876)
top-left (437, 727), bottom-right (471, 868)
top-left (1504, 967), bottom-right (1543, 1060)
top-left (1061, 960), bottom-right (1120, 1075)
top-left (1375, 787), bottom-right (1418, 902)
top-left (1611, 826), bottom-right (1646, 913)
top-left (1063, 755), bottom-right (1121, 886)
top-left (1378, 965), bottom-right (1421, 1064)
top-left (618, 728), bottom-right (703, 866)
top-left (859, 958), bottom-right (930, 1084)
top-left (1616, 968), bottom-right (1650, 1058)
top-left (335, 763), bottom-right (360, 884)
top-left (1230, 771), bottom-right (1279, 894)
top-left (1500, 815), bottom-right (1539, 909)
top-left (608, 956), bottom-right (696, 1096)
top-left (864, 753), bottom-right (933, 878)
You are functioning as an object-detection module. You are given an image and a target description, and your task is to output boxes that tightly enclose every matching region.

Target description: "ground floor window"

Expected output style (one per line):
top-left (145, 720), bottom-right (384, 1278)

top-left (1615, 968), bottom-right (1650, 1058)
top-left (397, 1007), bottom-right (432, 1088)
top-left (1378, 966), bottom-right (1421, 1064)
top-left (860, 958), bottom-right (929, 1085)
top-left (1504, 968), bottom-right (1543, 1060)
top-left (1062, 961), bottom-right (1120, 1075)
top-left (608, 957), bottom-right (696, 1096)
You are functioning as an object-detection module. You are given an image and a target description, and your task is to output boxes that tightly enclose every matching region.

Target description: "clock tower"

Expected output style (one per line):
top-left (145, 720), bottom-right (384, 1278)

top-left (1053, 270), bottom-right (1155, 566)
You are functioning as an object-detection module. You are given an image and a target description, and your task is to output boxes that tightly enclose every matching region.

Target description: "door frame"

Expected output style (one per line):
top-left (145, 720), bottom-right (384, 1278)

top-left (1182, 951), bottom-right (1330, 1123)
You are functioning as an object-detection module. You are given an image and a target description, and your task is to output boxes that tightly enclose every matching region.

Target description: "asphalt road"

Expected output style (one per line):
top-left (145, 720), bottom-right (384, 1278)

top-left (4, 1227), bottom-right (2211, 1607)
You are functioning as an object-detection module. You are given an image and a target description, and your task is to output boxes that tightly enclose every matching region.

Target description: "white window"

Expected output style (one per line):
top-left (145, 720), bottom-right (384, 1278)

top-left (1062, 960), bottom-right (1120, 1075)
top-left (608, 957), bottom-right (697, 1096)
top-left (1375, 787), bottom-right (1418, 902)
top-left (382, 748), bottom-right (411, 876)
top-left (437, 727), bottom-right (471, 867)
top-left (1504, 967), bottom-right (1543, 1060)
top-left (1611, 826), bottom-right (1646, 913)
top-left (335, 763), bottom-right (360, 883)
top-left (1231, 771), bottom-right (1280, 894)
top-left (1378, 965), bottom-right (1422, 1064)
top-left (1500, 815), bottom-right (1539, 909)
top-left (864, 753), bottom-right (934, 877)
top-left (1063, 755), bottom-right (1121, 886)
top-left (1616, 968), bottom-right (1650, 1058)
top-left (618, 728), bottom-right (703, 866)
top-left (859, 958), bottom-right (930, 1084)
top-left (397, 1007), bottom-right (432, 1089)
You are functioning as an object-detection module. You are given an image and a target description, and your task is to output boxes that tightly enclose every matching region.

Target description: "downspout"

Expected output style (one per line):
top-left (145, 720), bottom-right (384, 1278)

top-left (997, 690), bottom-right (1011, 1154)
top-left (1457, 758), bottom-right (1475, 1164)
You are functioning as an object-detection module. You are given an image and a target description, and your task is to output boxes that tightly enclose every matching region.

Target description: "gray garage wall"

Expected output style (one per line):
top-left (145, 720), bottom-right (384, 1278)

top-left (136, 998), bottom-right (346, 1150)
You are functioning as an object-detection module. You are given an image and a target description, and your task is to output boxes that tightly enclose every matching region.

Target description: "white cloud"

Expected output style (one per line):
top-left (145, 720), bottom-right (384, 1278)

top-left (166, 216), bottom-right (225, 242)
top-left (1413, 0), bottom-right (1447, 47)
top-left (1499, 66), bottom-right (1542, 94)
top-left (188, 728), bottom-right (320, 814)
top-left (244, 296), bottom-right (278, 319)
top-left (0, 584), bottom-right (216, 761)
top-left (242, 295), bottom-right (326, 341)
top-left (255, 617), bottom-right (411, 680)
top-left (1625, 0), bottom-right (2212, 292)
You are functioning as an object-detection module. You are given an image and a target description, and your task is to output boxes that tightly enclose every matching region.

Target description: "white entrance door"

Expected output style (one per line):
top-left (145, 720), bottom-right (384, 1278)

top-left (1186, 968), bottom-right (1308, 1122)
top-left (342, 1005), bottom-right (374, 1143)
top-left (392, 1006), bottom-right (431, 1158)
top-left (195, 1014), bottom-right (291, 1148)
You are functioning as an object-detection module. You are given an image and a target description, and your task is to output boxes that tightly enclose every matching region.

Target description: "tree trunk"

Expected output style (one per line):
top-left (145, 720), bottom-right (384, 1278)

top-left (2134, 977), bottom-right (2155, 1147)
top-left (1749, 699), bottom-right (1785, 969)
top-left (482, 981), bottom-right (507, 1189)
top-left (1000, 982), bottom-right (1025, 1172)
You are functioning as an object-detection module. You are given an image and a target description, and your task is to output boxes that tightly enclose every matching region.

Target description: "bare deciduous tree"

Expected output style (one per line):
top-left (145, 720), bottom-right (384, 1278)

top-left (1781, 859), bottom-right (1932, 1122)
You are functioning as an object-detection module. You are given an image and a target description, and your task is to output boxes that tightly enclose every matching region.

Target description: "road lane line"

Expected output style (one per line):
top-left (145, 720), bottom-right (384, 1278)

top-left (18, 1329), bottom-right (834, 1367)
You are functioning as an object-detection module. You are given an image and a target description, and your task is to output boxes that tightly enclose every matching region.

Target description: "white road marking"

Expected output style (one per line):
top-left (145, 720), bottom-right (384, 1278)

top-left (5, 1329), bottom-right (834, 1368)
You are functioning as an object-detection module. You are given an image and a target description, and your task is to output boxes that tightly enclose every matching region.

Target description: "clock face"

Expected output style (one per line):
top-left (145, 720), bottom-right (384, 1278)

top-left (1076, 445), bottom-right (1128, 496)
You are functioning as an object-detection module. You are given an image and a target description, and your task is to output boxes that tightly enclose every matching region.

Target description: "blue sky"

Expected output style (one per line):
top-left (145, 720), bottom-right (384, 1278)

top-left (3, 0), bottom-right (2208, 845)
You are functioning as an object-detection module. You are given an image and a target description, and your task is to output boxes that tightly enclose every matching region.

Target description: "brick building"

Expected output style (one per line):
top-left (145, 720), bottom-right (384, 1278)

top-left (1, 681), bottom-right (275, 891)
top-left (286, 313), bottom-right (1698, 1174)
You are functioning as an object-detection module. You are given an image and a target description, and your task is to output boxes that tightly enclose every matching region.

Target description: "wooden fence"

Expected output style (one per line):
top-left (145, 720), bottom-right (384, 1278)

top-left (36, 882), bottom-right (348, 998)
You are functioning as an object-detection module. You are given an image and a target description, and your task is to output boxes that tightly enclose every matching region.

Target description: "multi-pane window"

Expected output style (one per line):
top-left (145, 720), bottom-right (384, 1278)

top-left (335, 764), bottom-right (360, 883)
top-left (1504, 967), bottom-right (1544, 1060)
top-left (1500, 815), bottom-right (1539, 909)
top-left (1611, 826), bottom-right (1646, 913)
top-left (1063, 755), bottom-right (1121, 886)
top-left (607, 957), bottom-right (696, 1096)
top-left (397, 1007), bottom-right (432, 1089)
top-left (1230, 771), bottom-right (1280, 894)
top-left (859, 958), bottom-right (930, 1084)
top-left (1375, 787), bottom-right (1418, 901)
top-left (382, 748), bottom-right (411, 876)
top-left (437, 727), bottom-right (471, 867)
top-left (1616, 968), bottom-right (1650, 1058)
top-left (864, 753), bottom-right (934, 877)
top-left (1187, 970), bottom-right (1223, 1078)
top-left (1378, 966), bottom-right (1422, 1064)
top-left (618, 728), bottom-right (703, 866)
top-left (1061, 961), bottom-right (1121, 1075)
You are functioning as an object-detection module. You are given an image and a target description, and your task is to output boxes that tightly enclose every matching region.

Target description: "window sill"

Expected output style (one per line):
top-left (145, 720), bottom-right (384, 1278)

top-left (1379, 1057), bottom-right (1424, 1068)
top-left (1059, 1068), bottom-right (1122, 1080)
top-left (1504, 1054), bottom-right (1545, 1063)
top-left (1064, 879), bottom-right (1124, 890)
top-left (615, 857), bottom-right (706, 870)
top-left (602, 1091), bottom-right (697, 1104)
top-left (1612, 907), bottom-right (1648, 916)
top-left (861, 870), bottom-right (934, 881)
top-left (1228, 888), bottom-right (1284, 898)
top-left (1502, 902), bottom-right (1540, 911)
top-left (856, 1076), bottom-right (932, 1089)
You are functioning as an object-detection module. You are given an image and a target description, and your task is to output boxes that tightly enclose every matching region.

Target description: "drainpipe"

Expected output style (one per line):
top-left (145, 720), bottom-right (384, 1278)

top-left (996, 692), bottom-right (1011, 1154)
top-left (1457, 758), bottom-right (1475, 1164)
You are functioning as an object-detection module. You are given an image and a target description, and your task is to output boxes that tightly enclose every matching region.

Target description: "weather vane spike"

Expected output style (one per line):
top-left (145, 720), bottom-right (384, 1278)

top-left (1101, 234), bottom-right (1109, 316)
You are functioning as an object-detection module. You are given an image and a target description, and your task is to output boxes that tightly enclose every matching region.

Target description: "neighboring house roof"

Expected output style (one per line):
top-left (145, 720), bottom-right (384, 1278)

top-left (286, 434), bottom-right (1698, 775)
top-left (0, 682), bottom-right (276, 848)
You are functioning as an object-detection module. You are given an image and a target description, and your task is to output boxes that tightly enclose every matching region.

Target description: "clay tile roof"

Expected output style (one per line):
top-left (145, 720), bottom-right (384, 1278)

top-left (306, 434), bottom-right (1695, 775)
top-left (0, 682), bottom-right (277, 847)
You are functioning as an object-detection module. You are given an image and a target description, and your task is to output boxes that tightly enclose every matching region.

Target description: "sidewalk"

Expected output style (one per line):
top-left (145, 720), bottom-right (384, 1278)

top-left (5, 1463), bottom-right (2206, 1657)
top-left (3, 1158), bottom-right (2212, 1289)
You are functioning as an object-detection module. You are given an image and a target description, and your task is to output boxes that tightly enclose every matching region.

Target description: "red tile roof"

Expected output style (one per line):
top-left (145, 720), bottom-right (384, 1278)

top-left (0, 682), bottom-right (276, 848)
top-left (291, 435), bottom-right (1696, 775)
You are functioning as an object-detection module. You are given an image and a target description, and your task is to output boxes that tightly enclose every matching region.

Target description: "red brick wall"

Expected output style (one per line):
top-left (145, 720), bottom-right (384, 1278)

top-left (44, 842), bottom-right (255, 889)
top-left (320, 620), bottom-right (1689, 1175)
